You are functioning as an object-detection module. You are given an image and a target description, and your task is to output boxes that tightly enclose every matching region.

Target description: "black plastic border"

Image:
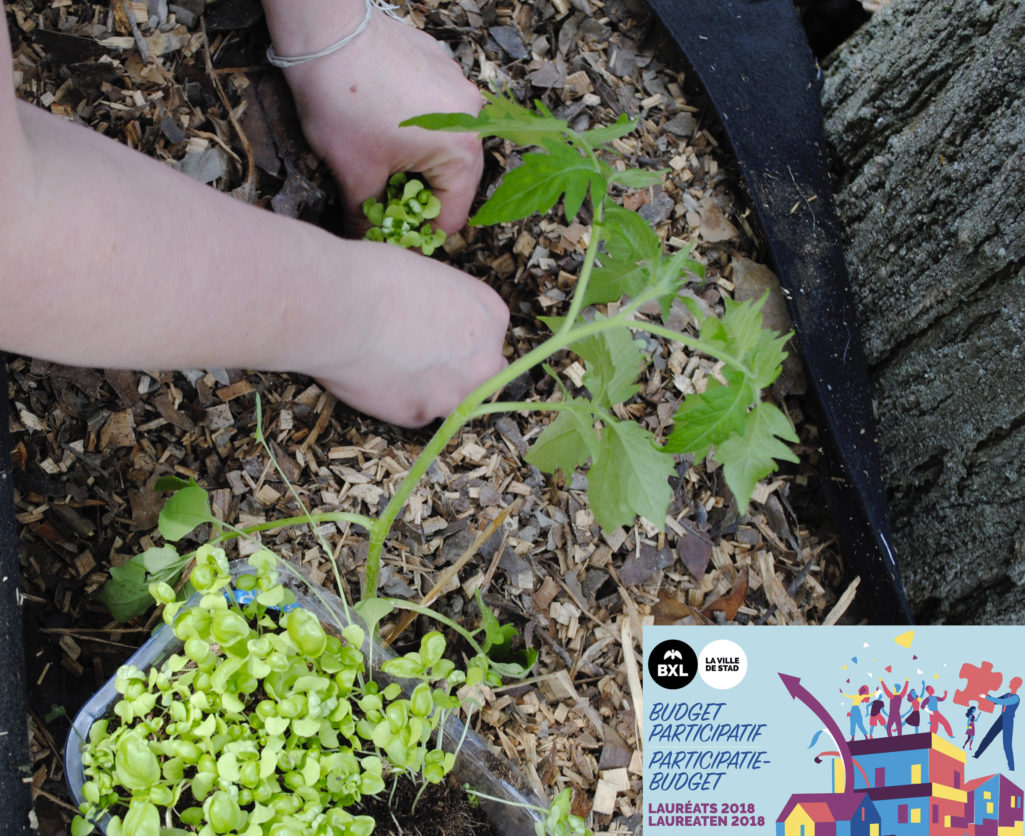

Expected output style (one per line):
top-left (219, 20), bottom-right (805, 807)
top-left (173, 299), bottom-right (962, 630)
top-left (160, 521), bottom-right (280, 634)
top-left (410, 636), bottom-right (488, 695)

top-left (0, 357), bottom-right (33, 833)
top-left (645, 0), bottom-right (912, 622)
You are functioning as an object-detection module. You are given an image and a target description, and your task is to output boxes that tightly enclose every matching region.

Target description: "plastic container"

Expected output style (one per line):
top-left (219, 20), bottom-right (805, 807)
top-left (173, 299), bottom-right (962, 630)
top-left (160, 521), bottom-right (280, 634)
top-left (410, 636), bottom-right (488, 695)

top-left (66, 559), bottom-right (545, 834)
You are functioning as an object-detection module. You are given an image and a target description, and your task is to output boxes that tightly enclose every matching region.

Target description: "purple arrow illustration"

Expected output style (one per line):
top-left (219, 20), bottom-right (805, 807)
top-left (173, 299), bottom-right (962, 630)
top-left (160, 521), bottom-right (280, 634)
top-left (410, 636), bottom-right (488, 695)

top-left (779, 673), bottom-right (854, 794)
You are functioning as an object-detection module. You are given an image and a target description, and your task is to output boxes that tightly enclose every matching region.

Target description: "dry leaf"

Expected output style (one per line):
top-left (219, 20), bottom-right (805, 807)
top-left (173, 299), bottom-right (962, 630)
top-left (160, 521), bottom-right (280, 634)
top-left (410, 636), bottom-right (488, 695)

top-left (700, 568), bottom-right (749, 621)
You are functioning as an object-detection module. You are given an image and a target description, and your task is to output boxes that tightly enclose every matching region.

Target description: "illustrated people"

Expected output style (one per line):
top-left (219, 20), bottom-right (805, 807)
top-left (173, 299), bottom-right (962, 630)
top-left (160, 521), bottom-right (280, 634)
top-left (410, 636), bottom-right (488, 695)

top-left (882, 678), bottom-right (910, 737)
top-left (923, 685), bottom-right (952, 736)
top-left (868, 689), bottom-right (887, 738)
top-left (964, 706), bottom-right (977, 750)
top-left (903, 684), bottom-right (923, 731)
top-left (841, 685), bottom-right (872, 741)
top-left (0, 0), bottom-right (509, 429)
top-left (974, 676), bottom-right (1021, 771)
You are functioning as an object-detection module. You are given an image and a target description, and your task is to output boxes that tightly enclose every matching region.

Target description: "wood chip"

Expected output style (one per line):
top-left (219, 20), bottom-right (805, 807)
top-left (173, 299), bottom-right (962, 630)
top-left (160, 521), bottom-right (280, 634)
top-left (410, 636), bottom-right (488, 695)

top-left (99, 410), bottom-right (136, 449)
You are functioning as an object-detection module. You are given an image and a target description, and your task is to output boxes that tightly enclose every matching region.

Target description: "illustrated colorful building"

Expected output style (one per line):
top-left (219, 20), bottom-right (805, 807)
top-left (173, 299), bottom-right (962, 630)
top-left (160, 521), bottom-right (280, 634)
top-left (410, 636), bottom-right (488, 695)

top-left (776, 792), bottom-right (881, 836)
top-left (847, 732), bottom-right (968, 835)
top-left (959, 774), bottom-right (1024, 836)
top-left (777, 731), bottom-right (1022, 836)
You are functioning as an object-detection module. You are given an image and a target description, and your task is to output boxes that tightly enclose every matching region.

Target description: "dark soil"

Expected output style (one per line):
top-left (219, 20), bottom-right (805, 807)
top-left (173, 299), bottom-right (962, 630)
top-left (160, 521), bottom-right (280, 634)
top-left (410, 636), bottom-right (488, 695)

top-left (353, 775), bottom-right (499, 836)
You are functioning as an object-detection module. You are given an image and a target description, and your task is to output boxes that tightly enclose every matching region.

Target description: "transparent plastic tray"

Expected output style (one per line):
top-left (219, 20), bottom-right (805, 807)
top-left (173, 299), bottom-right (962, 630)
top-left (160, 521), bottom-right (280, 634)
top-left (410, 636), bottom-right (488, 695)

top-left (66, 559), bottom-right (545, 834)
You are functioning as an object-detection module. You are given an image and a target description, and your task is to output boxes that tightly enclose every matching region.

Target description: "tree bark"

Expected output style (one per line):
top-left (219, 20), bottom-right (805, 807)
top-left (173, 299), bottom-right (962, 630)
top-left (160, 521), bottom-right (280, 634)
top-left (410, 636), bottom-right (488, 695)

top-left (822, 0), bottom-right (1025, 622)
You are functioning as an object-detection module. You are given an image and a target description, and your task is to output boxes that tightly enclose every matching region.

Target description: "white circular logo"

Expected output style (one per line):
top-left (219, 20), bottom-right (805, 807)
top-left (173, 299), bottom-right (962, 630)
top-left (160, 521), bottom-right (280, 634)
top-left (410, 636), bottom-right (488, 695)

top-left (698, 639), bottom-right (748, 689)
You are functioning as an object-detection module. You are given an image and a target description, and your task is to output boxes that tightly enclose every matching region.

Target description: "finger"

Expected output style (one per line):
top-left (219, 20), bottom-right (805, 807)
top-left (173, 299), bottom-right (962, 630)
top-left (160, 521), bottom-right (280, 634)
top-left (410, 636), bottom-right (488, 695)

top-left (336, 164), bottom-right (390, 238)
top-left (425, 138), bottom-right (485, 234)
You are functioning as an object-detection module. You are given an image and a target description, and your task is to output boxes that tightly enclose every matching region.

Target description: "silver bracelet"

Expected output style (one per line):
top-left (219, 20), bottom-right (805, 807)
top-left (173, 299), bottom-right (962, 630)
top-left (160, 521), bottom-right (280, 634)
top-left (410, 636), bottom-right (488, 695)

top-left (266, 0), bottom-right (378, 69)
top-left (266, 0), bottom-right (406, 68)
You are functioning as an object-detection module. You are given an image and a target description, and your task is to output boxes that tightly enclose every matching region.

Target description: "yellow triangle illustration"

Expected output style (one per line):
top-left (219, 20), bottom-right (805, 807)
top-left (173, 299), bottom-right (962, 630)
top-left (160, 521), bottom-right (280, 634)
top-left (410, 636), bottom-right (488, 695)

top-left (894, 630), bottom-right (915, 649)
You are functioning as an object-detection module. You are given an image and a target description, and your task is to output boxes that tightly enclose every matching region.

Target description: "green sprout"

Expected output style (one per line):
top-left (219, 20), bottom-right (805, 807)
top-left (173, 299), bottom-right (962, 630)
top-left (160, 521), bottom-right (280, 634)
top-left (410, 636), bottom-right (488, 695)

top-left (362, 172), bottom-right (447, 255)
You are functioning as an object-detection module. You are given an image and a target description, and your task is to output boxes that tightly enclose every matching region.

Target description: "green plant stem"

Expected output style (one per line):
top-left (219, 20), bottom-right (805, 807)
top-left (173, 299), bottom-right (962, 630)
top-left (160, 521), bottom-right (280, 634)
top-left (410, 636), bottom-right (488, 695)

top-left (469, 401), bottom-right (567, 419)
top-left (383, 598), bottom-right (487, 658)
top-left (364, 286), bottom-right (667, 598)
top-left (557, 197), bottom-right (604, 334)
top-left (365, 304), bottom-right (633, 597)
top-left (462, 788), bottom-right (546, 817)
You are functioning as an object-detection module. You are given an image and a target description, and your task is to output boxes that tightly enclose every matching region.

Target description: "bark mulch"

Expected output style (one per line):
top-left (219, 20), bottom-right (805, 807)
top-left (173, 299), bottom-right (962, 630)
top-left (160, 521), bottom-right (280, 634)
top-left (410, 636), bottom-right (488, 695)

top-left (6, 0), bottom-right (870, 832)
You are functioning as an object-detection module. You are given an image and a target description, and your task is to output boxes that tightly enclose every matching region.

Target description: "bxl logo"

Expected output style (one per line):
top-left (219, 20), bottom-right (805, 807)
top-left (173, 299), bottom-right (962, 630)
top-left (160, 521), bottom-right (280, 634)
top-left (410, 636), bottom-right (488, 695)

top-left (648, 640), bottom-right (697, 690)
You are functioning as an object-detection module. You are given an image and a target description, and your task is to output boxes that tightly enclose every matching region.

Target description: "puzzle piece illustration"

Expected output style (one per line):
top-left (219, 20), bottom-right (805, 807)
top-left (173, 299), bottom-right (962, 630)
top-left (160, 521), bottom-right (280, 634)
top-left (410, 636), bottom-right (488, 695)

top-left (954, 661), bottom-right (1003, 713)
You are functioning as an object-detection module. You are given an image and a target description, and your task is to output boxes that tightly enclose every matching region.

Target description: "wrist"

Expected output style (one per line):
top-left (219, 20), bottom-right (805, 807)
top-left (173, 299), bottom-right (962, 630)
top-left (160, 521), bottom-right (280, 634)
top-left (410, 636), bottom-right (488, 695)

top-left (262, 0), bottom-right (371, 61)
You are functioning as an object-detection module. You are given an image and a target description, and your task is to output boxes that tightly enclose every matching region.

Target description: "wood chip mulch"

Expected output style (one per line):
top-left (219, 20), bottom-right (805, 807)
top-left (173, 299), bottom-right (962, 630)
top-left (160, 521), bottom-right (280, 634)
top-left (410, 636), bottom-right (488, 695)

top-left (6, 0), bottom-right (856, 832)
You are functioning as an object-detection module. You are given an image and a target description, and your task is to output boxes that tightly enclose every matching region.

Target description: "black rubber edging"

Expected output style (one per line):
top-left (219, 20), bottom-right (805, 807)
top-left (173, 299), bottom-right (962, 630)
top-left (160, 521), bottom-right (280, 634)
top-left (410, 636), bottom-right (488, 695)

top-left (0, 357), bottom-right (33, 833)
top-left (645, 0), bottom-right (913, 623)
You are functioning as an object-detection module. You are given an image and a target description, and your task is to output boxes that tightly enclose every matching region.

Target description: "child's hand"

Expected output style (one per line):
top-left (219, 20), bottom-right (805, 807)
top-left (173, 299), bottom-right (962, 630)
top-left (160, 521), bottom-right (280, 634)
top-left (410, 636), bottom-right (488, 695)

top-left (271, 7), bottom-right (483, 233)
top-left (300, 243), bottom-right (508, 428)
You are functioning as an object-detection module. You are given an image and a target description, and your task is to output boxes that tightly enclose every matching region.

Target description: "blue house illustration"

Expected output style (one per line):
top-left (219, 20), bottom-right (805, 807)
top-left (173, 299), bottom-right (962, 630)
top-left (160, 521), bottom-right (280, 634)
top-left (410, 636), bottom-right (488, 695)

top-left (961, 774), bottom-right (1024, 836)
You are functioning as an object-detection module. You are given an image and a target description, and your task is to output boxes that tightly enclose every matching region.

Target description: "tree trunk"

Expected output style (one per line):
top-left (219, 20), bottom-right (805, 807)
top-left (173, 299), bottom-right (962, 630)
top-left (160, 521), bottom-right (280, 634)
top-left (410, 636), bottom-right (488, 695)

top-left (822, 0), bottom-right (1025, 622)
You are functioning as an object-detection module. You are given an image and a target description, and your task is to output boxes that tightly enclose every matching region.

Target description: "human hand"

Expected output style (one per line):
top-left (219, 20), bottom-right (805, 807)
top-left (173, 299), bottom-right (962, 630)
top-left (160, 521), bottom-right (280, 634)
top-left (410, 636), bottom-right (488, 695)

top-left (300, 243), bottom-right (508, 428)
top-left (268, 5), bottom-right (484, 233)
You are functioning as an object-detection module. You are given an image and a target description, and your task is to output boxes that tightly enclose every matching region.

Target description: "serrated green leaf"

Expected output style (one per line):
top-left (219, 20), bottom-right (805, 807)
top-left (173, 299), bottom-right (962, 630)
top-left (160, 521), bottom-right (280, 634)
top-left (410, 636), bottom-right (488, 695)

top-left (652, 246), bottom-right (704, 320)
top-left (573, 324), bottom-right (646, 407)
top-left (583, 206), bottom-right (661, 306)
top-left (471, 140), bottom-right (605, 225)
top-left (602, 205), bottom-right (661, 262)
top-left (746, 324), bottom-right (792, 389)
top-left (662, 368), bottom-right (756, 459)
top-left (401, 91), bottom-right (569, 146)
top-left (720, 295), bottom-right (770, 362)
top-left (588, 419), bottom-right (675, 531)
top-left (158, 484), bottom-right (214, 542)
top-left (685, 294), bottom-right (790, 387)
top-left (580, 113), bottom-right (639, 146)
top-left (98, 559), bottom-right (156, 621)
top-left (525, 406), bottom-right (598, 476)
top-left (608, 167), bottom-right (666, 188)
top-left (715, 402), bottom-right (799, 510)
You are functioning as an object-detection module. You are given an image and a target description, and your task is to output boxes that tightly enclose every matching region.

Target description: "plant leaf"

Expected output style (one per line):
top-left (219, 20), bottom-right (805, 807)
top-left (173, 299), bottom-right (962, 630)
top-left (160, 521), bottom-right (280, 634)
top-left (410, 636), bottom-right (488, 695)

top-left (158, 484), bottom-right (214, 542)
top-left (580, 113), bottom-right (640, 146)
top-left (153, 474), bottom-right (192, 492)
top-left (471, 139), bottom-right (605, 225)
top-left (137, 543), bottom-right (183, 574)
top-left (401, 91), bottom-right (570, 146)
top-left (688, 295), bottom-right (788, 387)
top-left (652, 245), bottom-right (704, 320)
top-left (572, 323), bottom-right (646, 408)
top-left (583, 206), bottom-right (661, 306)
top-left (524, 406), bottom-right (598, 476)
top-left (715, 402), bottom-right (799, 510)
top-left (662, 368), bottom-right (756, 459)
top-left (588, 419), bottom-right (676, 531)
top-left (476, 590), bottom-right (516, 653)
top-left (354, 597), bottom-right (393, 640)
top-left (608, 167), bottom-right (666, 188)
top-left (98, 558), bottom-right (158, 621)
